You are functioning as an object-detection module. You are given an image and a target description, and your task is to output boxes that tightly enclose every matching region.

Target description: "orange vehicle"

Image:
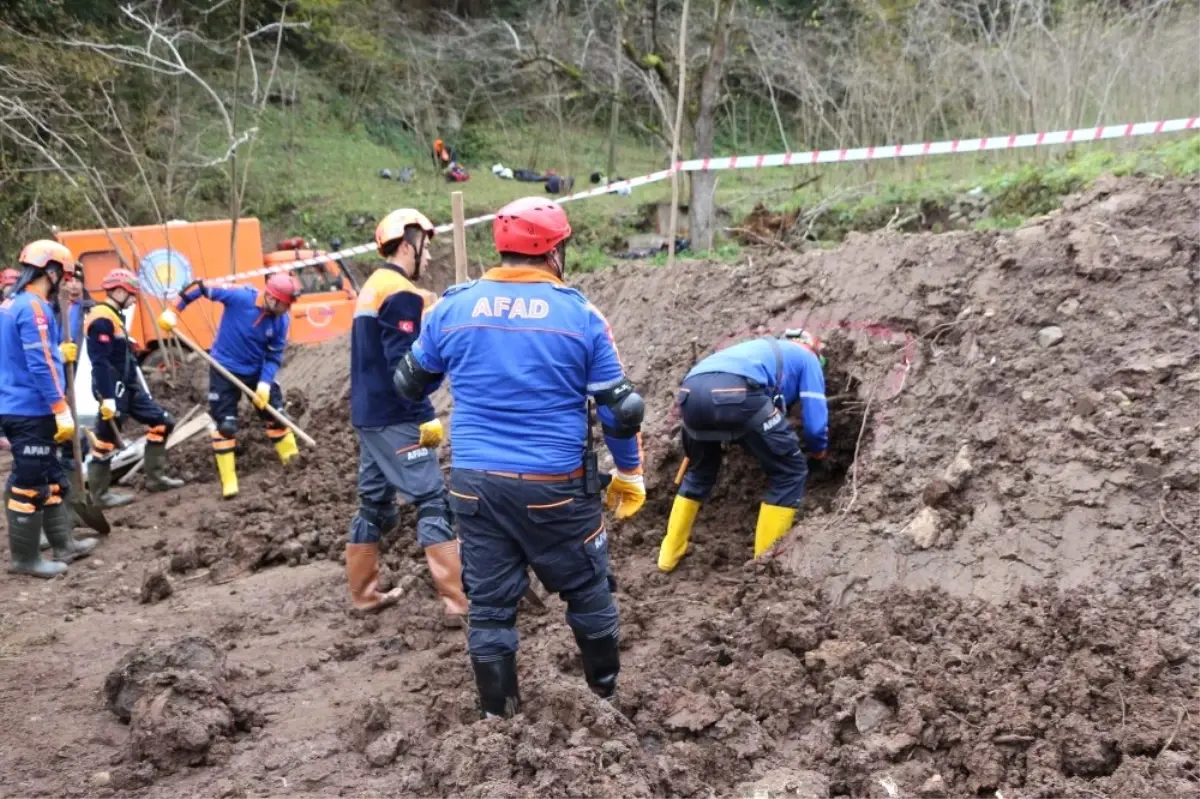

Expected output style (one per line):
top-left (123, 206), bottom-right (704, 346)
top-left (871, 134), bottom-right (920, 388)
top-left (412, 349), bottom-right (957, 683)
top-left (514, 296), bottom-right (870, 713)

top-left (55, 218), bottom-right (359, 369)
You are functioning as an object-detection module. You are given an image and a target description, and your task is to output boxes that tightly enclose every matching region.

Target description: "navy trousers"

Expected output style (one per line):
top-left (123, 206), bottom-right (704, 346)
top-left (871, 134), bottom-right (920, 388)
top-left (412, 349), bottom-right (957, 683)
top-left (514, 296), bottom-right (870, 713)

top-left (448, 468), bottom-right (616, 660)
top-left (677, 371), bottom-right (808, 508)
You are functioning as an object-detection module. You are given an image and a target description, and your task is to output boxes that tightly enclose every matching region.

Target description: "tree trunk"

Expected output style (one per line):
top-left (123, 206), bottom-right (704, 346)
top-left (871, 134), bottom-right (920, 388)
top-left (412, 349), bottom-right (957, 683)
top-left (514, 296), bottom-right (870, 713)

top-left (687, 0), bottom-right (734, 253)
top-left (606, 2), bottom-right (623, 181)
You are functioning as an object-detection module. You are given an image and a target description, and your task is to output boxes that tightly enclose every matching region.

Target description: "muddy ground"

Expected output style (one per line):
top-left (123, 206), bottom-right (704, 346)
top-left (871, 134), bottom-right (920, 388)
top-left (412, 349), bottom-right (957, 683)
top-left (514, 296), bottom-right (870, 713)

top-left (0, 176), bottom-right (1197, 798)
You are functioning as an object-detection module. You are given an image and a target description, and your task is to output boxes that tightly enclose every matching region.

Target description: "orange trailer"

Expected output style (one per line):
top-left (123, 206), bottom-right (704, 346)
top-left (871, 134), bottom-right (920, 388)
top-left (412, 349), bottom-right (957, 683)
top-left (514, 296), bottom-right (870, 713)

top-left (55, 218), bottom-right (358, 367)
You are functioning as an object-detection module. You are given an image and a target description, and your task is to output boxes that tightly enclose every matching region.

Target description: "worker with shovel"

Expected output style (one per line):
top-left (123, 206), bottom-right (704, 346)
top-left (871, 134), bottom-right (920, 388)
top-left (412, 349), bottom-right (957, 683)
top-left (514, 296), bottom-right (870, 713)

top-left (395, 196), bottom-right (646, 718)
top-left (157, 272), bottom-right (302, 499)
top-left (84, 268), bottom-right (186, 506)
top-left (344, 208), bottom-right (467, 622)
top-left (0, 240), bottom-right (98, 578)
top-left (658, 330), bottom-right (829, 572)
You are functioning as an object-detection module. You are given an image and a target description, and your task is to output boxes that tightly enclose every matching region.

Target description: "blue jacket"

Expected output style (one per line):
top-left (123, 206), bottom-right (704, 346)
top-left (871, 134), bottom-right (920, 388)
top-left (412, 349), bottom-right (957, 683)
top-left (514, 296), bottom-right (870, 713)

top-left (689, 337), bottom-right (829, 454)
top-left (350, 264), bottom-right (439, 428)
top-left (411, 266), bottom-right (642, 474)
top-left (175, 284), bottom-right (289, 383)
top-left (0, 290), bottom-right (69, 417)
top-left (68, 300), bottom-right (86, 345)
top-left (84, 301), bottom-right (137, 400)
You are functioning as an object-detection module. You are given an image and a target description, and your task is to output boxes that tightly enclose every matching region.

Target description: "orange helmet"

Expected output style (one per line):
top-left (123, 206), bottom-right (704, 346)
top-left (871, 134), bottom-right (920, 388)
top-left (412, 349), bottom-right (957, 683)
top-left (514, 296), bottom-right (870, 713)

top-left (18, 240), bottom-right (76, 275)
top-left (264, 273), bottom-right (301, 307)
top-left (375, 208), bottom-right (435, 256)
top-left (1, 268), bottom-right (20, 287)
top-left (101, 268), bottom-right (140, 294)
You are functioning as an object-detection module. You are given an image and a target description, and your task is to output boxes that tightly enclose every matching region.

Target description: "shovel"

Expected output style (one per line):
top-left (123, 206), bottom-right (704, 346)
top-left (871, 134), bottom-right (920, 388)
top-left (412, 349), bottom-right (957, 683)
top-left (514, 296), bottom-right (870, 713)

top-left (58, 301), bottom-right (110, 535)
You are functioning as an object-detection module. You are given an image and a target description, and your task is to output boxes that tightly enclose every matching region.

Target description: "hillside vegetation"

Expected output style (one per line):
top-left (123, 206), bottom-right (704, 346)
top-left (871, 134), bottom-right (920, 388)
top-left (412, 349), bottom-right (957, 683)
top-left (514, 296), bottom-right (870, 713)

top-left (0, 0), bottom-right (1196, 264)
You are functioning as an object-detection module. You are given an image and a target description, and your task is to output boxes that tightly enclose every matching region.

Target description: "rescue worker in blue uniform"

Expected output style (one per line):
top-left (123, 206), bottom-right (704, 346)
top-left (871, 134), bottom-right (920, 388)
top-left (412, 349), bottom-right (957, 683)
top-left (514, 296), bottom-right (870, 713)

top-left (659, 330), bottom-right (829, 571)
top-left (395, 196), bottom-right (647, 718)
top-left (346, 208), bottom-right (467, 620)
top-left (157, 272), bottom-right (301, 498)
top-left (0, 240), bottom-right (98, 578)
top-left (85, 268), bottom-right (185, 506)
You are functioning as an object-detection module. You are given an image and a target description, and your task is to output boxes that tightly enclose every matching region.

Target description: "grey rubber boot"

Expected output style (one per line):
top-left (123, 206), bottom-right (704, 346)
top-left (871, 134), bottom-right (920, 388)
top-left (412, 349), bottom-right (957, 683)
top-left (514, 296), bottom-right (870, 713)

top-left (6, 493), bottom-right (67, 579)
top-left (43, 499), bottom-right (97, 563)
top-left (87, 459), bottom-right (133, 508)
top-left (144, 443), bottom-right (185, 492)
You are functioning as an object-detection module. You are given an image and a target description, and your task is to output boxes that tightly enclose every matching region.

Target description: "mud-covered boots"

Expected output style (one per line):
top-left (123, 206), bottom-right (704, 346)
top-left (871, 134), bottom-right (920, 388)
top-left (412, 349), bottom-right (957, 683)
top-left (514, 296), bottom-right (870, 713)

top-left (215, 451), bottom-right (238, 499)
top-left (144, 443), bottom-right (185, 492)
top-left (574, 629), bottom-right (621, 700)
top-left (6, 491), bottom-right (67, 579)
top-left (86, 458), bottom-right (133, 508)
top-left (424, 539), bottom-right (468, 623)
top-left (274, 430), bottom-right (299, 466)
top-left (753, 503), bottom-right (797, 558)
top-left (471, 653), bottom-right (521, 719)
top-left (345, 542), bottom-right (402, 612)
top-left (43, 497), bottom-right (97, 563)
top-left (658, 495), bottom-right (702, 573)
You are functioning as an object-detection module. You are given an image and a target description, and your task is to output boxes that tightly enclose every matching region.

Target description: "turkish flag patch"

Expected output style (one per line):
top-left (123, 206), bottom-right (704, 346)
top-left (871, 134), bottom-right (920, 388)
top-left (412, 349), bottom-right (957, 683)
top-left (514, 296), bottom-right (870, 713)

top-left (98, 334), bottom-right (111, 343)
top-left (397, 320), bottom-right (415, 333)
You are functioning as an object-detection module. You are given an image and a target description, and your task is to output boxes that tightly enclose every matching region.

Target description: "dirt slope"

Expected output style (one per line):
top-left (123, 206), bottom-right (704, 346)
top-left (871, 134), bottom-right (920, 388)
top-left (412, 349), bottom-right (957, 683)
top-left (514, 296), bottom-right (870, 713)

top-left (0, 176), bottom-right (1196, 799)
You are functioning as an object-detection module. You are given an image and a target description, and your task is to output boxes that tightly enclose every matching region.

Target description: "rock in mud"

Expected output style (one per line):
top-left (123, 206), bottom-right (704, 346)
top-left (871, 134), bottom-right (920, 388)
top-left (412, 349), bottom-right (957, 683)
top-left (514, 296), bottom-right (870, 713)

top-left (140, 569), bottom-right (174, 604)
top-left (736, 767), bottom-right (830, 798)
top-left (855, 696), bottom-right (894, 734)
top-left (365, 731), bottom-right (407, 767)
top-left (344, 696), bottom-right (391, 752)
top-left (105, 636), bottom-right (225, 722)
top-left (904, 507), bottom-right (943, 549)
top-left (942, 445), bottom-right (973, 490)
top-left (1036, 326), bottom-right (1065, 348)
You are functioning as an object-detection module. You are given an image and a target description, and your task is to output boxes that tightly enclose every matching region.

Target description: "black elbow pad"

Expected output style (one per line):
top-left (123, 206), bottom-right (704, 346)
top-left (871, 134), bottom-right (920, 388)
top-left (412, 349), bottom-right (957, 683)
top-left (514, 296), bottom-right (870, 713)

top-left (393, 351), bottom-right (439, 401)
top-left (596, 378), bottom-right (644, 438)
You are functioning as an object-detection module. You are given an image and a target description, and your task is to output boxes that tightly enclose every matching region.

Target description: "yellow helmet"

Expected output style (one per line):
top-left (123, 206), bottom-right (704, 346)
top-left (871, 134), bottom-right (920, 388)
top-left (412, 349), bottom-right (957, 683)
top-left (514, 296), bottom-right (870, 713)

top-left (375, 209), bottom-right (435, 256)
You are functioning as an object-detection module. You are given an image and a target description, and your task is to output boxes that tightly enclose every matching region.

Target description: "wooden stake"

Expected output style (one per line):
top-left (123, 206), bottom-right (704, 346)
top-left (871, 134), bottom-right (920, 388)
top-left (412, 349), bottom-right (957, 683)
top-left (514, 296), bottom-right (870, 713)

top-left (666, 0), bottom-right (690, 269)
top-left (451, 190), bottom-right (468, 284)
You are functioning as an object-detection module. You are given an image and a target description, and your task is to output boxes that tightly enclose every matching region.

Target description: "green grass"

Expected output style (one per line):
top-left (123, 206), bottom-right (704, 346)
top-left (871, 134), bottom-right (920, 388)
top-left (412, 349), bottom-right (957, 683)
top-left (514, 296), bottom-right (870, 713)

top-left (236, 101), bottom-right (1200, 275)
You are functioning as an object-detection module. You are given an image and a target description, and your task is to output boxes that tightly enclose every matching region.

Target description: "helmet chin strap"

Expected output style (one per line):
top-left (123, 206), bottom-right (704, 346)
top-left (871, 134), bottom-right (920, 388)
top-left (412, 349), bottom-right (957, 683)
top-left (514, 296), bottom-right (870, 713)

top-left (546, 243), bottom-right (566, 279)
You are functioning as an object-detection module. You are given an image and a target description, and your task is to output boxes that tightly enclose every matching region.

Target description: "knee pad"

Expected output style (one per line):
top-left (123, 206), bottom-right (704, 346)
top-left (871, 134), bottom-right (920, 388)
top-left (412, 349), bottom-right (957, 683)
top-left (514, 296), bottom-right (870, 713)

top-left (565, 574), bottom-right (615, 617)
top-left (357, 499), bottom-right (397, 532)
top-left (217, 418), bottom-right (238, 439)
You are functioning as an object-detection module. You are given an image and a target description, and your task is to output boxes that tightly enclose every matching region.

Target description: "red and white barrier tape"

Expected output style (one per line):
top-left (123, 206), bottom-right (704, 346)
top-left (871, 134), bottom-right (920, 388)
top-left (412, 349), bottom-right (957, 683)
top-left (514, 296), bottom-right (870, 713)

top-left (207, 116), bottom-right (1196, 287)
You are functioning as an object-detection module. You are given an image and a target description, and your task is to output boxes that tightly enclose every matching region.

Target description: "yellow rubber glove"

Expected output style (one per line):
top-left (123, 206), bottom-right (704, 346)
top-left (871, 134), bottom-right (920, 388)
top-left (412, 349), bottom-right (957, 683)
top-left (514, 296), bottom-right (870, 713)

top-left (58, 342), bottom-right (77, 363)
top-left (418, 418), bottom-right (444, 448)
top-left (53, 404), bottom-right (75, 444)
top-left (157, 309), bottom-right (178, 332)
top-left (100, 399), bottom-right (117, 421)
top-left (253, 381), bottom-right (271, 411)
top-left (604, 469), bottom-right (646, 520)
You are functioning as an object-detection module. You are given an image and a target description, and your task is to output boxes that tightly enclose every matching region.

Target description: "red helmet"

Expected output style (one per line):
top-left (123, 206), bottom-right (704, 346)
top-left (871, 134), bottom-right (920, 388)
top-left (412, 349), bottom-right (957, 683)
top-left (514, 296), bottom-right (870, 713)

top-left (18, 240), bottom-right (76, 275)
top-left (264, 273), bottom-right (301, 307)
top-left (493, 197), bottom-right (571, 256)
top-left (1, 268), bottom-right (20, 287)
top-left (101, 268), bottom-right (140, 294)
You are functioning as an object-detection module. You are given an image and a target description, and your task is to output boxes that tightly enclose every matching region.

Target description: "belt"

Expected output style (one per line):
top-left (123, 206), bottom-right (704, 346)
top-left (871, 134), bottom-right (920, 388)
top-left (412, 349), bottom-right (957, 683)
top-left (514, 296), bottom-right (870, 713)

top-left (484, 467), bottom-right (585, 482)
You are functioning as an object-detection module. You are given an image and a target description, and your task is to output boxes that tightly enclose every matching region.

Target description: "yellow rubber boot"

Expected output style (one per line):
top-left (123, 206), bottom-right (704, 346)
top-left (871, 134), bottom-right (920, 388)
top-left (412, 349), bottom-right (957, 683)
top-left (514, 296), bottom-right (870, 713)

top-left (658, 495), bottom-right (701, 573)
top-left (274, 430), bottom-right (299, 465)
top-left (215, 452), bottom-right (239, 499)
top-left (753, 503), bottom-right (797, 558)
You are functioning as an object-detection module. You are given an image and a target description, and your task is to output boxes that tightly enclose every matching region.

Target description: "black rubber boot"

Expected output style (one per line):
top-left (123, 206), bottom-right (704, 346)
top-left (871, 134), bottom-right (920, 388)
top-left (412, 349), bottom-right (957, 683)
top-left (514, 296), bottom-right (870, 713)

top-left (470, 654), bottom-right (521, 719)
top-left (574, 629), bottom-right (621, 700)
top-left (44, 500), bottom-right (97, 564)
top-left (6, 493), bottom-right (67, 579)
top-left (144, 443), bottom-right (185, 492)
top-left (87, 459), bottom-right (133, 508)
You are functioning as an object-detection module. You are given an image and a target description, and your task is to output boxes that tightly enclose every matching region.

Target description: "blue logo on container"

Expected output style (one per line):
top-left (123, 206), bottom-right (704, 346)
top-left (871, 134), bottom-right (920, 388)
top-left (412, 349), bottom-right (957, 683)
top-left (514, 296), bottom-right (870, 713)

top-left (138, 248), bottom-right (193, 299)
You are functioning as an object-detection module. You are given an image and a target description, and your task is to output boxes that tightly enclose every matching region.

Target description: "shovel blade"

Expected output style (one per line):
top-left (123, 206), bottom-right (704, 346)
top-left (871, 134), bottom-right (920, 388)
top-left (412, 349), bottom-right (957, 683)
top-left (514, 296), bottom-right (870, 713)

top-left (72, 499), bottom-right (110, 536)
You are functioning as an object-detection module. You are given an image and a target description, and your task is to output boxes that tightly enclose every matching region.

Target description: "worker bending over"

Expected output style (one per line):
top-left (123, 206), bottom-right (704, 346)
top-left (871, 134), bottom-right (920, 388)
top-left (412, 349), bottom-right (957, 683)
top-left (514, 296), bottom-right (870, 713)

top-left (0, 241), bottom-right (97, 577)
top-left (396, 196), bottom-right (646, 718)
top-left (660, 330), bottom-right (829, 571)
top-left (157, 273), bottom-right (302, 498)
top-left (346, 209), bottom-right (466, 620)
top-left (85, 269), bottom-right (185, 506)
